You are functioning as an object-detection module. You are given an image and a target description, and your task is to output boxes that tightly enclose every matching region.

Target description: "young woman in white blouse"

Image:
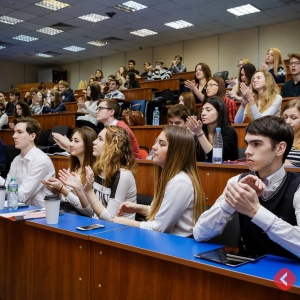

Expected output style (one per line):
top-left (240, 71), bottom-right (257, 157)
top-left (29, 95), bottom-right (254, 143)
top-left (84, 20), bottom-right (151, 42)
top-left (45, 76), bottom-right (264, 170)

top-left (234, 69), bottom-right (282, 123)
top-left (113, 125), bottom-right (206, 237)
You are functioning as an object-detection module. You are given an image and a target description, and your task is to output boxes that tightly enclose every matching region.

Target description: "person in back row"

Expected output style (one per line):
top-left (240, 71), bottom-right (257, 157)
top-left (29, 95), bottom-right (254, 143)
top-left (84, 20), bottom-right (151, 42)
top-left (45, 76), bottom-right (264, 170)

top-left (193, 116), bottom-right (300, 259)
top-left (0, 118), bottom-right (55, 207)
top-left (170, 55), bottom-right (187, 74)
top-left (59, 80), bottom-right (75, 103)
top-left (148, 59), bottom-right (172, 80)
top-left (105, 80), bottom-right (125, 100)
top-left (6, 88), bottom-right (20, 116)
top-left (281, 53), bottom-right (300, 98)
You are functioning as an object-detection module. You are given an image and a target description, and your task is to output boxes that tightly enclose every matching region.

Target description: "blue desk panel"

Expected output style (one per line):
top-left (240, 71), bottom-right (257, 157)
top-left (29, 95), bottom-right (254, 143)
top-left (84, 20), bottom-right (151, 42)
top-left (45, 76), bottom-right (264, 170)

top-left (89, 226), bottom-right (300, 291)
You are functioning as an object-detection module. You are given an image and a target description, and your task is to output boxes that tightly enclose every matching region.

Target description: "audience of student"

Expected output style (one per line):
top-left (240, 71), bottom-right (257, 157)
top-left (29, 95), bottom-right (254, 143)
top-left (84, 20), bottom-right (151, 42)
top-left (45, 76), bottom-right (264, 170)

top-left (9, 101), bottom-right (32, 129)
top-left (148, 59), bottom-right (172, 80)
top-left (281, 53), bottom-right (300, 98)
top-left (59, 126), bottom-right (137, 220)
top-left (42, 90), bottom-right (66, 113)
top-left (282, 98), bottom-right (300, 166)
top-left (0, 118), bottom-right (55, 207)
top-left (59, 80), bottom-right (76, 102)
top-left (105, 80), bottom-right (125, 100)
top-left (123, 72), bottom-right (140, 89)
top-left (76, 84), bottom-right (101, 132)
top-left (184, 63), bottom-right (212, 103)
top-left (128, 60), bottom-right (140, 75)
top-left (225, 58), bottom-right (250, 88)
top-left (170, 55), bottom-right (187, 73)
top-left (227, 63), bottom-right (256, 101)
top-left (0, 99), bottom-right (8, 129)
top-left (261, 48), bottom-right (286, 83)
top-left (41, 126), bottom-right (97, 215)
top-left (204, 77), bottom-right (237, 123)
top-left (113, 125), bottom-right (206, 237)
top-left (235, 69), bottom-right (282, 123)
top-left (6, 88), bottom-right (20, 116)
top-left (194, 116), bottom-right (300, 259)
top-left (178, 92), bottom-right (197, 116)
top-left (186, 96), bottom-right (238, 162)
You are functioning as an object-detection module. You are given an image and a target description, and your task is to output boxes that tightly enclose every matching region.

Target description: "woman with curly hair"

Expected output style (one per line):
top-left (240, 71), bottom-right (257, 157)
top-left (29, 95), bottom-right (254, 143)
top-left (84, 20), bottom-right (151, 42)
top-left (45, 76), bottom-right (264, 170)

top-left (42, 90), bottom-right (66, 113)
top-left (59, 126), bottom-right (137, 220)
top-left (234, 68), bottom-right (282, 123)
top-left (9, 101), bottom-right (32, 128)
top-left (113, 125), bottom-right (206, 237)
top-left (41, 126), bottom-right (97, 215)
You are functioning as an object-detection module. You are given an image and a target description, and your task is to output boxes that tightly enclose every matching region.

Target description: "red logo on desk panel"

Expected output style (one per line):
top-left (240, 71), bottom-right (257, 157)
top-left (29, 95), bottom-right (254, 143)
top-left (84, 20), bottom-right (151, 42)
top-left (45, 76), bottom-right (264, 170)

top-left (274, 268), bottom-right (296, 291)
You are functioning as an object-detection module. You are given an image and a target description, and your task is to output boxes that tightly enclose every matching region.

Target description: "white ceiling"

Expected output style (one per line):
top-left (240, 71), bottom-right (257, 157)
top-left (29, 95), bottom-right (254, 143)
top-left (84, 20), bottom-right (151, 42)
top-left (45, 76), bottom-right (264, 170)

top-left (0, 0), bottom-right (299, 67)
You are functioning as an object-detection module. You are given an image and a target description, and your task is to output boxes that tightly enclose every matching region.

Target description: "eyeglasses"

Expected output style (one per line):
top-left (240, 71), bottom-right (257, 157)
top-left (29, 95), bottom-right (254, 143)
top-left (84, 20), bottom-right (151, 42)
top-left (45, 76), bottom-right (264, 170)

top-left (96, 106), bottom-right (112, 112)
top-left (205, 83), bottom-right (219, 89)
top-left (289, 61), bottom-right (300, 66)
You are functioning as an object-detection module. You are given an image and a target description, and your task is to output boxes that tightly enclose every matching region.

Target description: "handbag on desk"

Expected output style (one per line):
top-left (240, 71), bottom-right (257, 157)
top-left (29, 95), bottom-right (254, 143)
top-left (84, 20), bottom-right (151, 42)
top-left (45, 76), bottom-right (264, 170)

top-left (122, 104), bottom-right (145, 126)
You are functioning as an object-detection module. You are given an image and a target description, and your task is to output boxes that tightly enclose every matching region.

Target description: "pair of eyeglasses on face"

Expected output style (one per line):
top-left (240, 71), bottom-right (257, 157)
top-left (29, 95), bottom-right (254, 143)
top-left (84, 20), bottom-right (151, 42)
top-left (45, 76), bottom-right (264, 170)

top-left (289, 61), bottom-right (300, 66)
top-left (96, 106), bottom-right (112, 112)
top-left (205, 83), bottom-right (219, 89)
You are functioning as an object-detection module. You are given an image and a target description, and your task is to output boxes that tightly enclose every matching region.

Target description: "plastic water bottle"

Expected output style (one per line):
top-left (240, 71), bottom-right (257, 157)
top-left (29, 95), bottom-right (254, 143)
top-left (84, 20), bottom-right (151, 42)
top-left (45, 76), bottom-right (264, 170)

top-left (212, 127), bottom-right (223, 164)
top-left (152, 107), bottom-right (160, 126)
top-left (7, 176), bottom-right (18, 210)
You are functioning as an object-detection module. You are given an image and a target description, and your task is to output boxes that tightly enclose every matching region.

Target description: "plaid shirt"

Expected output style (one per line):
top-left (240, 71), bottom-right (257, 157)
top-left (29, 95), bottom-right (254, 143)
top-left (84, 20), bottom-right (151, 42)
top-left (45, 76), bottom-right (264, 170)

top-left (223, 97), bottom-right (237, 123)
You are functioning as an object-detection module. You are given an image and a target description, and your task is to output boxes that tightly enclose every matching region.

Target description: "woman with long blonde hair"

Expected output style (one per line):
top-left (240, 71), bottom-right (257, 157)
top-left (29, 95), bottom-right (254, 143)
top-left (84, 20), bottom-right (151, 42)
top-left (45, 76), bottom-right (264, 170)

top-left (59, 126), bottom-right (137, 220)
top-left (261, 47), bottom-right (286, 83)
top-left (234, 68), bottom-right (282, 123)
top-left (113, 125), bottom-right (206, 237)
top-left (282, 98), bottom-right (300, 165)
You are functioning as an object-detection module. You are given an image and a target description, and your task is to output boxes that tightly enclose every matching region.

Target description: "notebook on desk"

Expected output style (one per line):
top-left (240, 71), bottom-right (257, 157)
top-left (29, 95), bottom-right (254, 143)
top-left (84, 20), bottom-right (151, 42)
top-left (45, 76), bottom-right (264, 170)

top-left (195, 246), bottom-right (266, 268)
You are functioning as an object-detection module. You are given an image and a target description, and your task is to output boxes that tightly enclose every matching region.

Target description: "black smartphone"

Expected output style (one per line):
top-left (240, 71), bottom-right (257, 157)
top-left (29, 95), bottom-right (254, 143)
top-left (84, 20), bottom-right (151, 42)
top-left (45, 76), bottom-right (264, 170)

top-left (76, 224), bottom-right (105, 231)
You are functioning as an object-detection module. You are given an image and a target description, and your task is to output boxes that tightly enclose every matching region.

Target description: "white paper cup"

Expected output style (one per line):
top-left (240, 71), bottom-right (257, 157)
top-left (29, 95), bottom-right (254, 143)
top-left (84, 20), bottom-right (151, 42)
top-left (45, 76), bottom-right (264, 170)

top-left (44, 195), bottom-right (61, 224)
top-left (0, 186), bottom-right (5, 210)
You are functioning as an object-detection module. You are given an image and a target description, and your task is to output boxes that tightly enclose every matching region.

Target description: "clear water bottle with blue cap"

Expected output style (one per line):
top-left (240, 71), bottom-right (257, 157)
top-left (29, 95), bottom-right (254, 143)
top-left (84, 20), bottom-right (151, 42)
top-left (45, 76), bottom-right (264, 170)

top-left (7, 176), bottom-right (18, 210)
top-left (152, 107), bottom-right (160, 126)
top-left (212, 127), bottom-right (223, 164)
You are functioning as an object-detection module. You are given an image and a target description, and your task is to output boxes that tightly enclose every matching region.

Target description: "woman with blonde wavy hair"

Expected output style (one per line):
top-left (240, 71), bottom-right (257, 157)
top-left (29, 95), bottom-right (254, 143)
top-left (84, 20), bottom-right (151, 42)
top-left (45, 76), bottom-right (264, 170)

top-left (282, 98), bottom-right (300, 165)
top-left (58, 126), bottom-right (137, 220)
top-left (113, 125), bottom-right (206, 237)
top-left (234, 68), bottom-right (282, 123)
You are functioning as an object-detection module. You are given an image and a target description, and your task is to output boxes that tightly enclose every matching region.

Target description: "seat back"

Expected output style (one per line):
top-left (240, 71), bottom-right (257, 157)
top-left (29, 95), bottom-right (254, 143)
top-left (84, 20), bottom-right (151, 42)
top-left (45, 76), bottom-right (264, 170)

top-left (1, 144), bottom-right (20, 179)
top-left (213, 71), bottom-right (229, 82)
top-left (130, 100), bottom-right (148, 115)
top-left (48, 126), bottom-right (69, 145)
top-left (157, 89), bottom-right (174, 105)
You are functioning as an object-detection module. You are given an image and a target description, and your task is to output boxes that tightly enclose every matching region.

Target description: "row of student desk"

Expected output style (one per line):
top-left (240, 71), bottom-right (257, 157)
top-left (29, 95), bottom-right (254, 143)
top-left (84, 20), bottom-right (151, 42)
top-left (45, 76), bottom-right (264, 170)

top-left (0, 210), bottom-right (299, 300)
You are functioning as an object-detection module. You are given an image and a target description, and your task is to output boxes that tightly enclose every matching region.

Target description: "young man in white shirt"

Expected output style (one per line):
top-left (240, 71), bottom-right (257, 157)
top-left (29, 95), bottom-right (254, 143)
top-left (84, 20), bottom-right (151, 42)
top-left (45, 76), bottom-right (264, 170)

top-left (193, 116), bottom-right (300, 259)
top-left (0, 118), bottom-right (55, 207)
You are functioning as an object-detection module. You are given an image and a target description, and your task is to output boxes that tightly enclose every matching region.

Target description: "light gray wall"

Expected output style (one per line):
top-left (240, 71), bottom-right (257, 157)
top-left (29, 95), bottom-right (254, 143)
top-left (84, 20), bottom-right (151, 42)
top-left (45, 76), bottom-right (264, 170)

top-left (1, 19), bottom-right (299, 91)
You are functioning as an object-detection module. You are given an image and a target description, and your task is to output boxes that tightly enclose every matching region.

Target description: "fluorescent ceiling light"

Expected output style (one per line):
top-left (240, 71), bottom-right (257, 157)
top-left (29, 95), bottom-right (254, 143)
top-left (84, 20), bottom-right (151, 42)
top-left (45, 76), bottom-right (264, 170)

top-left (115, 1), bottom-right (147, 12)
top-left (0, 16), bottom-right (23, 25)
top-left (88, 40), bottom-right (109, 47)
top-left (35, 53), bottom-right (54, 58)
top-left (130, 29), bottom-right (157, 37)
top-left (227, 4), bottom-right (260, 16)
top-left (35, 0), bottom-right (69, 11)
top-left (0, 46), bottom-right (6, 50)
top-left (36, 27), bottom-right (64, 35)
top-left (78, 14), bottom-right (109, 22)
top-left (165, 20), bottom-right (194, 29)
top-left (63, 46), bottom-right (85, 52)
top-left (13, 35), bottom-right (38, 42)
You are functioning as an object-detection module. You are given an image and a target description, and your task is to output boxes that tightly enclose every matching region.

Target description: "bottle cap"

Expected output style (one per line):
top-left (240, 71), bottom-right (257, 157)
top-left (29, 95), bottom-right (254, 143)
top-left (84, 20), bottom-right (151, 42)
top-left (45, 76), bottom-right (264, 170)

top-left (216, 127), bottom-right (221, 132)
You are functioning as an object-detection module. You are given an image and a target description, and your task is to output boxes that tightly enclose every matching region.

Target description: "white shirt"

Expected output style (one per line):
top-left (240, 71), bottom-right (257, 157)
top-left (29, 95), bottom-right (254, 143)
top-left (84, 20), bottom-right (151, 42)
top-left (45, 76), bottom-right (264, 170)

top-left (140, 171), bottom-right (195, 237)
top-left (0, 112), bottom-right (8, 129)
top-left (3, 146), bottom-right (55, 207)
top-left (193, 166), bottom-right (300, 258)
top-left (76, 100), bottom-right (98, 125)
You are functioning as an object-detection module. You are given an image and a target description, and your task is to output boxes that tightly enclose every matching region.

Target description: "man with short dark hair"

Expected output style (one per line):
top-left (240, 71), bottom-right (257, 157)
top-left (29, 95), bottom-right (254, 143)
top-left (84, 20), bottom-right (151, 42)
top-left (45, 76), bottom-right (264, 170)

top-left (281, 53), bottom-right (300, 98)
top-left (193, 116), bottom-right (300, 259)
top-left (105, 80), bottom-right (125, 100)
top-left (6, 88), bottom-right (20, 116)
top-left (170, 55), bottom-right (187, 73)
top-left (59, 80), bottom-right (75, 102)
top-left (0, 118), bottom-right (55, 207)
top-left (128, 60), bottom-right (140, 75)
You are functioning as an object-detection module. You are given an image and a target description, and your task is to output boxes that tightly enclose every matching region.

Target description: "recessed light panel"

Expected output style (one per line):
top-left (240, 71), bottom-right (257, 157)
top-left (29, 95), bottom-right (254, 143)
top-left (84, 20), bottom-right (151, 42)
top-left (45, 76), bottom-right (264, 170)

top-left (115, 1), bottom-right (147, 13)
top-left (35, 0), bottom-right (69, 11)
top-left (78, 14), bottom-right (109, 22)
top-left (63, 46), bottom-right (85, 52)
top-left (227, 4), bottom-right (260, 16)
top-left (88, 40), bottom-right (109, 47)
top-left (13, 35), bottom-right (38, 42)
top-left (0, 46), bottom-right (6, 50)
top-left (130, 29), bottom-right (157, 37)
top-left (36, 27), bottom-right (64, 35)
top-left (35, 53), bottom-right (54, 58)
top-left (165, 20), bottom-right (194, 29)
top-left (0, 16), bottom-right (23, 25)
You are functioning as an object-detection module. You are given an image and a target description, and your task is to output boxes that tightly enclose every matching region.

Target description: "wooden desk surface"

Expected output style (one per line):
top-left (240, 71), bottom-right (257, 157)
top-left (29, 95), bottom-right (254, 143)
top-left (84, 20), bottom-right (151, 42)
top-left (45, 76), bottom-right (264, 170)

top-left (122, 87), bottom-right (156, 101)
top-left (140, 78), bottom-right (183, 92)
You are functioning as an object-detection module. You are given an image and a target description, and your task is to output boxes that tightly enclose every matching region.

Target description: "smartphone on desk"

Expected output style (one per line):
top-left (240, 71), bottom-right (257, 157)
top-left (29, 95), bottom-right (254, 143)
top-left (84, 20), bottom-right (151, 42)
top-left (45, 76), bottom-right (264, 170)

top-left (76, 224), bottom-right (105, 231)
